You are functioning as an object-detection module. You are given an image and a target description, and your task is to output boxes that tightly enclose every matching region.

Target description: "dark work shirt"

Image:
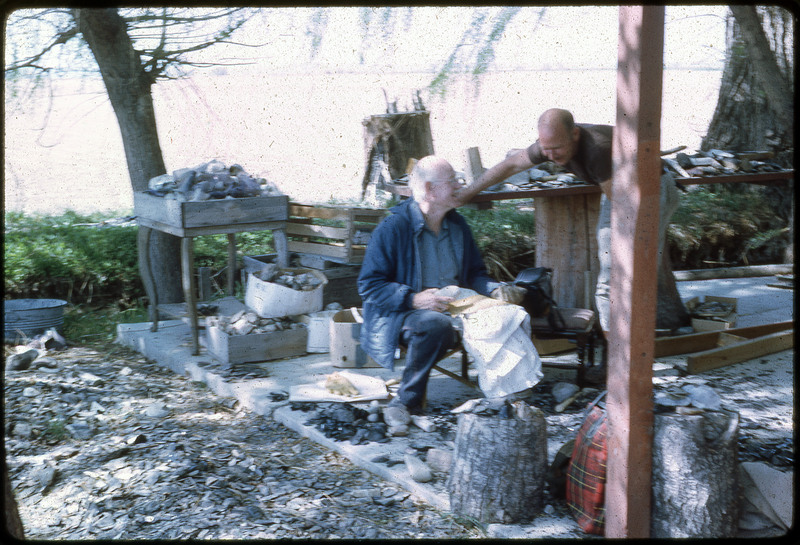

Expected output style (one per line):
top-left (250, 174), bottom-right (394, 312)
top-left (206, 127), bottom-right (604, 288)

top-left (526, 123), bottom-right (613, 184)
top-left (410, 201), bottom-right (460, 289)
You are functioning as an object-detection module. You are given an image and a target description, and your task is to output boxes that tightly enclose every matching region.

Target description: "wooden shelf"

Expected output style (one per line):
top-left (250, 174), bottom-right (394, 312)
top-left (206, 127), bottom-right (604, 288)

top-left (380, 170), bottom-right (793, 204)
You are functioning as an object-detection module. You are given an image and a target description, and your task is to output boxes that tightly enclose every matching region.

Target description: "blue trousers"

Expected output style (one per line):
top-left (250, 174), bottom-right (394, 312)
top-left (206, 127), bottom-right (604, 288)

top-left (391, 310), bottom-right (459, 411)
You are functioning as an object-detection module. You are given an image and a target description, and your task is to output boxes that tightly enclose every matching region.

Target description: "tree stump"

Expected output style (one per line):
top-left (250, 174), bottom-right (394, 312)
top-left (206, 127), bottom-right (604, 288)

top-left (447, 404), bottom-right (548, 524)
top-left (361, 110), bottom-right (434, 197)
top-left (651, 410), bottom-right (739, 538)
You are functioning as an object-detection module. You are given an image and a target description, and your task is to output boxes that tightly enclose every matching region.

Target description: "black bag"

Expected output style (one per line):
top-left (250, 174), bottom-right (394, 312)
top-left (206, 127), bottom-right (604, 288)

top-left (513, 267), bottom-right (556, 317)
top-left (513, 267), bottom-right (565, 329)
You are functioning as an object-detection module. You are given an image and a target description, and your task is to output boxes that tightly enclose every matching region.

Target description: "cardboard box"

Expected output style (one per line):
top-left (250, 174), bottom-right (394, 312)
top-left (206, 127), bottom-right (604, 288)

top-left (245, 268), bottom-right (327, 318)
top-left (533, 337), bottom-right (575, 356)
top-left (204, 324), bottom-right (308, 365)
top-left (329, 308), bottom-right (380, 368)
top-left (686, 295), bottom-right (738, 332)
top-left (300, 310), bottom-right (339, 353)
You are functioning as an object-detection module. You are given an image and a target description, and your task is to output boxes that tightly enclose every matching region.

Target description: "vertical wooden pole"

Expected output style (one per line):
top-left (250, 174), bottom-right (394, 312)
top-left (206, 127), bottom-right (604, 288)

top-left (181, 237), bottom-right (199, 355)
top-left (226, 233), bottom-right (237, 296)
top-left (605, 5), bottom-right (664, 538)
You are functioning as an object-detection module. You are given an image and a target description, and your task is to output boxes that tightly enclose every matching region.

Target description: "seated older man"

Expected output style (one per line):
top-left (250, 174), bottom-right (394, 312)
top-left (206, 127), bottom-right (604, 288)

top-left (357, 155), bottom-right (528, 425)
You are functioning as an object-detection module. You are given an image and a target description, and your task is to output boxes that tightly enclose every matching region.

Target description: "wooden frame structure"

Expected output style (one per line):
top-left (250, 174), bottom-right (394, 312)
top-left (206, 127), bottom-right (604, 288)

top-left (606, 6), bottom-right (662, 537)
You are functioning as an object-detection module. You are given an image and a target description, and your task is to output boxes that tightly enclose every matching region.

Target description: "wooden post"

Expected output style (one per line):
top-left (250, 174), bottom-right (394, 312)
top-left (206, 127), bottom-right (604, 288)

top-left (605, 5), bottom-right (664, 538)
top-left (197, 266), bottom-right (212, 302)
top-left (534, 193), bottom-right (601, 308)
top-left (226, 233), bottom-right (236, 296)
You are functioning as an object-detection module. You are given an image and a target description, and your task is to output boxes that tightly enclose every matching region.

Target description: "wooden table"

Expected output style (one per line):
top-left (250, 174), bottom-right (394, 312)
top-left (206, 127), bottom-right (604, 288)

top-left (382, 169), bottom-right (793, 309)
top-left (134, 193), bottom-right (290, 355)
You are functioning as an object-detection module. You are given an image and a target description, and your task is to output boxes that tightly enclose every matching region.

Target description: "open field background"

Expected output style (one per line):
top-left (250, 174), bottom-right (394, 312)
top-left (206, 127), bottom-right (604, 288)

top-left (5, 68), bottom-right (722, 215)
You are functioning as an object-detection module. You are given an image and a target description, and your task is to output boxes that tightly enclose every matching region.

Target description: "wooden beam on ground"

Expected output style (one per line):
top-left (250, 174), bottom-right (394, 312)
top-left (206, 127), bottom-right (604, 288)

top-left (654, 320), bottom-right (794, 357)
top-left (605, 6), bottom-right (664, 538)
top-left (687, 330), bottom-right (794, 374)
top-left (432, 364), bottom-right (480, 390)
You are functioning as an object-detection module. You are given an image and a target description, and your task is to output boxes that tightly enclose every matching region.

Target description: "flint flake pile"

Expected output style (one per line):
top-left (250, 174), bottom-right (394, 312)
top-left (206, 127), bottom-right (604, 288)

top-left (146, 160), bottom-right (284, 201)
top-left (252, 264), bottom-right (323, 292)
top-left (485, 148), bottom-right (788, 191)
top-left (206, 311), bottom-right (302, 337)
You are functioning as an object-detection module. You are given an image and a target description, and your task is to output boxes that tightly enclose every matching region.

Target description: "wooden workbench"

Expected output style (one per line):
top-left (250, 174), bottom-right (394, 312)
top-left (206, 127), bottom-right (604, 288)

top-left (134, 192), bottom-right (290, 355)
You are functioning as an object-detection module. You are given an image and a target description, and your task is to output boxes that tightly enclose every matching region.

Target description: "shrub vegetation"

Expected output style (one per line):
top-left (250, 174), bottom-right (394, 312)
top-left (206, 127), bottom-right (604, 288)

top-left (4, 185), bottom-right (788, 348)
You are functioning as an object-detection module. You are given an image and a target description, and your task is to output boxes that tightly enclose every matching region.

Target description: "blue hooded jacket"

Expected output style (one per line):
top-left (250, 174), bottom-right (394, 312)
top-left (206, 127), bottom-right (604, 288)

top-left (357, 199), bottom-right (501, 370)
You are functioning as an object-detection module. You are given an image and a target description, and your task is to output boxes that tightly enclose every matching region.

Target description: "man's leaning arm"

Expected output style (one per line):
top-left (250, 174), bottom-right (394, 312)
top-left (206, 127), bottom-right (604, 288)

top-left (457, 149), bottom-right (534, 205)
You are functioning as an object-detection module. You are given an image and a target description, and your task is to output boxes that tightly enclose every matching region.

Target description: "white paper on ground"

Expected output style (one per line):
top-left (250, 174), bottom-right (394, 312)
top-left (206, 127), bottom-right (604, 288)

top-left (288, 370), bottom-right (390, 402)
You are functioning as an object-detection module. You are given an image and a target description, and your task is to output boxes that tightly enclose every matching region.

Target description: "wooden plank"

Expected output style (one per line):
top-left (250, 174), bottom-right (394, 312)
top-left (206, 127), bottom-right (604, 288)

top-left (717, 332), bottom-right (747, 347)
top-left (205, 325), bottom-right (308, 365)
top-left (287, 240), bottom-right (349, 260)
top-left (135, 192), bottom-right (288, 229)
top-left (463, 147), bottom-right (484, 186)
top-left (432, 364), bottom-right (480, 390)
top-left (182, 195), bottom-right (288, 227)
top-left (677, 170), bottom-right (793, 186)
top-left (352, 210), bottom-right (387, 223)
top-left (289, 203), bottom-right (352, 221)
top-left (653, 320), bottom-right (793, 357)
top-left (286, 222), bottom-right (350, 240)
top-left (605, 6), bottom-right (664, 538)
top-left (137, 216), bottom-right (287, 237)
top-left (687, 330), bottom-right (794, 374)
top-left (534, 193), bottom-right (600, 308)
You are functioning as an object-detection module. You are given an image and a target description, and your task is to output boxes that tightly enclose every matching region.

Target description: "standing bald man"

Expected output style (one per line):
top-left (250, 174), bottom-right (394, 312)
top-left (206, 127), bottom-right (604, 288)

top-left (457, 108), bottom-right (680, 335)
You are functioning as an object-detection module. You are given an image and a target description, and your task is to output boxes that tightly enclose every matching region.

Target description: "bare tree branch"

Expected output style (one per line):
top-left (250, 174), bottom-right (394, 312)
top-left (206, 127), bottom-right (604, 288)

top-left (5, 26), bottom-right (80, 72)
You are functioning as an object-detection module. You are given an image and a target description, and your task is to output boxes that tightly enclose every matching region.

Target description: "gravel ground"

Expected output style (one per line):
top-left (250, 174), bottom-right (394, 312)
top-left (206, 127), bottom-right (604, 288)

top-left (5, 338), bottom-right (793, 540)
top-left (4, 344), bottom-right (482, 540)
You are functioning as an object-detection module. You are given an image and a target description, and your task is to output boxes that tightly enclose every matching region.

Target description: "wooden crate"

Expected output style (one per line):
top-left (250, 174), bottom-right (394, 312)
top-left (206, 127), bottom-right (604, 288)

top-left (286, 203), bottom-right (386, 265)
top-left (204, 324), bottom-right (308, 365)
top-left (134, 192), bottom-right (288, 229)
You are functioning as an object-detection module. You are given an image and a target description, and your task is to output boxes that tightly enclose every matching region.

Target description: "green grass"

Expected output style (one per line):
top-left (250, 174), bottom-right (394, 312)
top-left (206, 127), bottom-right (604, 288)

top-left (62, 303), bottom-right (150, 349)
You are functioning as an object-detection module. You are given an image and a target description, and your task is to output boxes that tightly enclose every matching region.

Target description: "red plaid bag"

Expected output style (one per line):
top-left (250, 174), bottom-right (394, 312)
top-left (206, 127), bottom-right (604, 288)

top-left (565, 393), bottom-right (608, 535)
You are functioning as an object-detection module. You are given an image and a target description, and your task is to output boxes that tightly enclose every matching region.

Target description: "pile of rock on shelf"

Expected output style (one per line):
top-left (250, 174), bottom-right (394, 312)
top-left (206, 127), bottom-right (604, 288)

top-left (491, 147), bottom-right (789, 191)
top-left (659, 147), bottom-right (786, 179)
top-left (250, 264), bottom-right (323, 292)
top-left (145, 160), bottom-right (284, 201)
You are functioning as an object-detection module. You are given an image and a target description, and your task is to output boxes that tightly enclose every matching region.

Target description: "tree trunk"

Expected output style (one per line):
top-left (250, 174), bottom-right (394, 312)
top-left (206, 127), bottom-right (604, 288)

top-left (701, 6), bottom-right (794, 265)
top-left (651, 410), bottom-right (739, 538)
top-left (3, 459), bottom-right (24, 539)
top-left (73, 8), bottom-right (183, 303)
top-left (703, 7), bottom-right (793, 156)
top-left (447, 405), bottom-right (548, 523)
top-left (361, 111), bottom-right (434, 197)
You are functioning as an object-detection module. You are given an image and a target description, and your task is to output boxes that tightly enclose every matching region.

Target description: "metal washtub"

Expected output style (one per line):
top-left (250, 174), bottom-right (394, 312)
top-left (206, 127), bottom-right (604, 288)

top-left (4, 299), bottom-right (67, 342)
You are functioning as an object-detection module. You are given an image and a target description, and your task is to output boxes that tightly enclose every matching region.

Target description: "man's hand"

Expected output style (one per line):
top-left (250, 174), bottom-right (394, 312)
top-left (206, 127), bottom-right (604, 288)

top-left (491, 284), bottom-right (527, 305)
top-left (412, 288), bottom-right (454, 313)
top-left (453, 185), bottom-right (475, 208)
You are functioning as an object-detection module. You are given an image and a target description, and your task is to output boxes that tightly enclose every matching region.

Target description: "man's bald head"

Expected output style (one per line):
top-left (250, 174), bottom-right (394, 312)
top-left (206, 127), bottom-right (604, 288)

top-left (538, 108), bottom-right (575, 133)
top-left (536, 108), bottom-right (580, 166)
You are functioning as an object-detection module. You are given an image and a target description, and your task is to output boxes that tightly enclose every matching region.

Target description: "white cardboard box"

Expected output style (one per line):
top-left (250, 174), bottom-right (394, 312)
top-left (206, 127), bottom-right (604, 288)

top-left (329, 308), bottom-right (379, 368)
top-left (300, 310), bottom-right (340, 353)
top-left (245, 268), bottom-right (327, 318)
